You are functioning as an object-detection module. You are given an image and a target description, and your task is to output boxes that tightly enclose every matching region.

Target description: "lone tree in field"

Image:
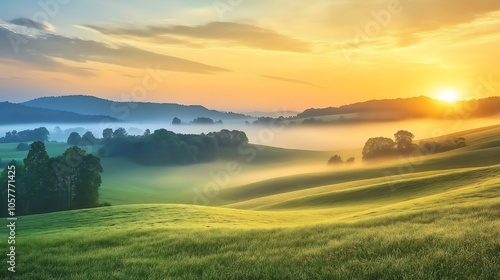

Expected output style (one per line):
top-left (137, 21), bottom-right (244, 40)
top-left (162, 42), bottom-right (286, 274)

top-left (172, 117), bottom-right (181, 125)
top-left (16, 142), bottom-right (30, 151)
top-left (362, 137), bottom-right (396, 160)
top-left (328, 155), bottom-right (343, 165)
top-left (67, 132), bottom-right (81, 146)
top-left (394, 130), bottom-right (415, 152)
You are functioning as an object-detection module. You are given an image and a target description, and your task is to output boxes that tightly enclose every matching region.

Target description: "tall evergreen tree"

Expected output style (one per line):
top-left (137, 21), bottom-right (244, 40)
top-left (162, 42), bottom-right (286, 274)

top-left (23, 142), bottom-right (57, 213)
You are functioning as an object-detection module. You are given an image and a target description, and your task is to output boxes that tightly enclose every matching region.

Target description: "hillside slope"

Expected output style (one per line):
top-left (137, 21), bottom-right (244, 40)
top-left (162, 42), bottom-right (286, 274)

top-left (0, 102), bottom-right (118, 124)
top-left (23, 95), bottom-right (248, 122)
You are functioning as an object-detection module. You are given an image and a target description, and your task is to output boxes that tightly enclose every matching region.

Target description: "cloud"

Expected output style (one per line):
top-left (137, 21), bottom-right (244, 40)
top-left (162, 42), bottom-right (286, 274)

top-left (327, 0), bottom-right (500, 47)
top-left (261, 75), bottom-right (324, 88)
top-left (0, 26), bottom-right (229, 75)
top-left (6, 17), bottom-right (53, 31)
top-left (83, 22), bottom-right (312, 53)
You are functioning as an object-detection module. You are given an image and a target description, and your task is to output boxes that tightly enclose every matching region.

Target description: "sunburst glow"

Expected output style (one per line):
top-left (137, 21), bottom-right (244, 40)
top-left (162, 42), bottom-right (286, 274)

top-left (437, 89), bottom-right (460, 103)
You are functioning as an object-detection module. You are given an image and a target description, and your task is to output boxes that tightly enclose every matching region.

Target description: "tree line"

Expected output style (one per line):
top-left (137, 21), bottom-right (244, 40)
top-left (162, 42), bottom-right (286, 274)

top-left (362, 130), bottom-right (466, 160)
top-left (0, 142), bottom-right (103, 216)
top-left (95, 128), bottom-right (248, 166)
top-left (0, 127), bottom-right (49, 143)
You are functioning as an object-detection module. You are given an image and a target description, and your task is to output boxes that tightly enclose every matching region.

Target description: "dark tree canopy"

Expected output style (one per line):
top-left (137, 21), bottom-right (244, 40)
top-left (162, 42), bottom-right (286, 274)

top-left (1, 142), bottom-right (104, 216)
top-left (82, 131), bottom-right (99, 146)
top-left (362, 137), bottom-right (396, 160)
top-left (0, 127), bottom-right (49, 143)
top-left (208, 129), bottom-right (249, 147)
top-left (172, 117), bottom-right (181, 125)
top-left (102, 128), bottom-right (113, 139)
top-left (16, 142), bottom-right (31, 151)
top-left (99, 129), bottom-right (247, 166)
top-left (67, 132), bottom-right (81, 146)
top-left (192, 117), bottom-right (214, 124)
top-left (113, 127), bottom-right (127, 138)
top-left (394, 130), bottom-right (415, 152)
top-left (328, 155), bottom-right (343, 165)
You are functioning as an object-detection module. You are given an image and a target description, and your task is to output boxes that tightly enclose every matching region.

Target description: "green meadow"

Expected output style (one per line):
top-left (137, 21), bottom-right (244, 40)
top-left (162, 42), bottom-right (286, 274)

top-left (1, 124), bottom-right (500, 279)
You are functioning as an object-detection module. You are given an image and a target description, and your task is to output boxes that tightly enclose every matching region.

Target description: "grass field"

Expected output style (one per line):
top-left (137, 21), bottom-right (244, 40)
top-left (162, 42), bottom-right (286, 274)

top-left (1, 124), bottom-right (499, 279)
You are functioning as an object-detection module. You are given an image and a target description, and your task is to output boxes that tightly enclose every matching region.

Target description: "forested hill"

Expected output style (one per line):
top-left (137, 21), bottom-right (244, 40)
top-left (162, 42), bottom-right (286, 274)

top-left (297, 96), bottom-right (500, 120)
top-left (0, 102), bottom-right (118, 124)
top-left (23, 95), bottom-right (248, 122)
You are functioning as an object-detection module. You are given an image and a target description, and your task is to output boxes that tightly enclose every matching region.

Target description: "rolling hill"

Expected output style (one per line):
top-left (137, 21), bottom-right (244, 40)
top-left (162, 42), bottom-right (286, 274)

top-left (0, 102), bottom-right (118, 124)
top-left (296, 96), bottom-right (500, 121)
top-left (23, 95), bottom-right (249, 122)
top-left (1, 124), bottom-right (499, 279)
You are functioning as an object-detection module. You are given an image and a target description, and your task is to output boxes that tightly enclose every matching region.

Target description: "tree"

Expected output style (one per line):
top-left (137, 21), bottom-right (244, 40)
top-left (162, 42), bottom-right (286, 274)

top-left (32, 127), bottom-right (50, 142)
top-left (23, 142), bottom-right (58, 213)
top-left (113, 127), bottom-right (127, 138)
top-left (143, 129), bottom-right (151, 136)
top-left (346, 157), bottom-right (355, 164)
top-left (67, 132), bottom-right (81, 146)
top-left (394, 130), bottom-right (415, 152)
top-left (328, 155), bottom-right (343, 165)
top-left (362, 137), bottom-right (396, 160)
top-left (102, 128), bottom-right (113, 139)
top-left (16, 142), bottom-right (30, 151)
top-left (66, 147), bottom-right (103, 209)
top-left (192, 117), bottom-right (214, 124)
top-left (82, 131), bottom-right (99, 146)
top-left (172, 117), bottom-right (181, 125)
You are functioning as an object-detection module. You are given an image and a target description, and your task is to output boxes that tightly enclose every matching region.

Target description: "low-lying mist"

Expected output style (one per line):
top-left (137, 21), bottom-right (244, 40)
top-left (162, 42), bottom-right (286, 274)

top-left (1, 117), bottom-right (498, 151)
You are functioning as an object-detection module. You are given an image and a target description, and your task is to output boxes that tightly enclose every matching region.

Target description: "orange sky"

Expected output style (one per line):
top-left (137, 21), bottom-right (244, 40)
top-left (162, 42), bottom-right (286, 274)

top-left (0, 0), bottom-right (499, 111)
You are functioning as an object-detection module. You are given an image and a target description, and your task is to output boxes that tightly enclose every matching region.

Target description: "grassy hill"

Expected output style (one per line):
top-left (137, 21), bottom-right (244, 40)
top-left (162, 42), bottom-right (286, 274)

top-left (1, 124), bottom-right (499, 279)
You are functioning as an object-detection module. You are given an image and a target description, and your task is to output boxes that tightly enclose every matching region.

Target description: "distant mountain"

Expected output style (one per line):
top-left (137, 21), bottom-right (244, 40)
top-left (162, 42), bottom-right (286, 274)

top-left (23, 95), bottom-right (249, 122)
top-left (0, 102), bottom-right (119, 124)
top-left (296, 96), bottom-right (500, 120)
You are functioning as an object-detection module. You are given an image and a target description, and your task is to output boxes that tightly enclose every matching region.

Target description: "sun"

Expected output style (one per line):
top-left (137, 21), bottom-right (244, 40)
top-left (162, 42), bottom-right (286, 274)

top-left (436, 89), bottom-right (460, 103)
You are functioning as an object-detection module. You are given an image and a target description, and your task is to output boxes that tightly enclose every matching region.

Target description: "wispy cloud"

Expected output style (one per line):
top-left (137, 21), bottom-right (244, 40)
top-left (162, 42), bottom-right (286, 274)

top-left (82, 22), bottom-right (312, 53)
top-left (0, 26), bottom-right (229, 75)
top-left (7, 17), bottom-right (53, 31)
top-left (261, 75), bottom-right (325, 88)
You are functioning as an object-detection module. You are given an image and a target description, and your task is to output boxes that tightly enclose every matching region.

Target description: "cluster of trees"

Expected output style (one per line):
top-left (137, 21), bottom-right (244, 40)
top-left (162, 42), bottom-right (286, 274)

top-left (98, 129), bottom-right (248, 166)
top-left (0, 127), bottom-right (50, 143)
top-left (362, 130), bottom-right (466, 160)
top-left (172, 117), bottom-right (224, 125)
top-left (419, 137), bottom-right (466, 153)
top-left (0, 142), bottom-right (104, 216)
top-left (207, 129), bottom-right (248, 147)
top-left (328, 155), bottom-right (355, 165)
top-left (66, 128), bottom-right (129, 146)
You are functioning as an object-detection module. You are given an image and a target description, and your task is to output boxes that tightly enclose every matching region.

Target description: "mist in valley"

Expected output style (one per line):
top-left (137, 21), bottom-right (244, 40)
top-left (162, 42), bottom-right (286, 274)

top-left (2, 117), bottom-right (498, 152)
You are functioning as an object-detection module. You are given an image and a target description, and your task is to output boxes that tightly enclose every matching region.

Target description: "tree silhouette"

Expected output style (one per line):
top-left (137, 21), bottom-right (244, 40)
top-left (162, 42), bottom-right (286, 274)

top-left (394, 130), bottom-right (415, 152)
top-left (328, 155), bottom-right (343, 165)
top-left (362, 137), bottom-right (396, 160)
top-left (172, 117), bottom-right (181, 125)
top-left (82, 131), bottom-right (99, 146)
top-left (102, 128), bottom-right (113, 139)
top-left (24, 142), bottom-right (58, 213)
top-left (67, 132), bottom-right (81, 146)
top-left (113, 127), bottom-right (127, 138)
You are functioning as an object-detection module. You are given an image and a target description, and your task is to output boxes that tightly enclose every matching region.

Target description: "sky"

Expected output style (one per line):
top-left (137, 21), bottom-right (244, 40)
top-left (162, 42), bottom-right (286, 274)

top-left (0, 0), bottom-right (499, 111)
